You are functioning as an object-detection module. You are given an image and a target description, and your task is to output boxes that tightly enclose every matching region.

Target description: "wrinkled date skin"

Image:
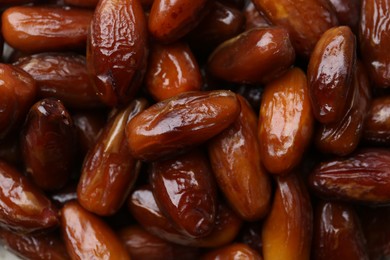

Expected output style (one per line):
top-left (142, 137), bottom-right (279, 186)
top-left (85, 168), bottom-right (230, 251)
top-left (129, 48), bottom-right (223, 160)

top-left (87, 0), bottom-right (148, 106)
top-left (0, 228), bottom-right (70, 260)
top-left (126, 90), bottom-right (240, 161)
top-left (2, 6), bottom-right (93, 53)
top-left (262, 173), bottom-right (313, 260)
top-left (119, 225), bottom-right (199, 260)
top-left (0, 161), bottom-right (59, 233)
top-left (308, 149), bottom-right (390, 204)
top-left (253, 0), bottom-right (338, 58)
top-left (363, 96), bottom-right (390, 145)
top-left (328, 0), bottom-right (361, 32)
top-left (360, 0), bottom-right (390, 87)
top-left (312, 201), bottom-right (369, 260)
top-left (0, 64), bottom-right (37, 140)
top-left (207, 27), bottom-right (295, 84)
top-left (307, 26), bottom-right (356, 124)
top-left (150, 149), bottom-right (217, 238)
top-left (148, 0), bottom-right (209, 43)
top-left (202, 243), bottom-right (262, 260)
top-left (14, 53), bottom-right (102, 109)
top-left (21, 99), bottom-right (77, 191)
top-left (208, 95), bottom-right (271, 221)
top-left (61, 201), bottom-right (130, 260)
top-left (258, 68), bottom-right (314, 175)
top-left (78, 99), bottom-right (147, 216)
top-left (145, 42), bottom-right (202, 102)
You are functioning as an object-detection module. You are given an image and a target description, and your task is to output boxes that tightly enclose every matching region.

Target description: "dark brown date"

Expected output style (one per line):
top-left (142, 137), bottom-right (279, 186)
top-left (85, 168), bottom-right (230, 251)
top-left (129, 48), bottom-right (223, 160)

top-left (64, 0), bottom-right (98, 8)
top-left (243, 1), bottom-right (271, 30)
top-left (201, 243), bottom-right (262, 260)
top-left (327, 0), bottom-right (361, 33)
top-left (363, 96), bottom-right (390, 145)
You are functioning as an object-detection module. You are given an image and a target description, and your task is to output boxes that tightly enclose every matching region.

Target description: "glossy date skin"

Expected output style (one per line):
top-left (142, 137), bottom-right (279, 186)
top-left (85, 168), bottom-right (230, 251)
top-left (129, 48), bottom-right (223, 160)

top-left (328, 0), bottom-right (361, 33)
top-left (21, 99), bottom-right (77, 191)
top-left (208, 95), bottom-right (271, 221)
top-left (312, 201), bottom-right (369, 260)
top-left (360, 0), bottom-right (390, 87)
top-left (150, 149), bottom-right (217, 238)
top-left (243, 1), bottom-right (271, 30)
top-left (307, 26), bottom-right (356, 124)
top-left (61, 201), bottom-right (130, 260)
top-left (363, 96), bottom-right (390, 145)
top-left (207, 27), bottom-right (295, 84)
top-left (14, 53), bottom-right (102, 109)
top-left (126, 90), bottom-right (240, 161)
top-left (2, 6), bottom-right (93, 53)
top-left (258, 68), bottom-right (314, 175)
top-left (0, 160), bottom-right (59, 233)
top-left (145, 42), bottom-right (202, 102)
top-left (78, 99), bottom-right (147, 216)
top-left (87, 0), bottom-right (148, 106)
top-left (308, 149), bottom-right (390, 204)
top-left (202, 243), bottom-right (262, 260)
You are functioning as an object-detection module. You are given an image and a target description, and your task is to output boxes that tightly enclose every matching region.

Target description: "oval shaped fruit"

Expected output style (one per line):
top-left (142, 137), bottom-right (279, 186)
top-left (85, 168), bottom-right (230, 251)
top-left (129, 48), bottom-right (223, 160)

top-left (363, 96), bottom-right (390, 145)
top-left (207, 27), bottom-right (295, 84)
top-left (87, 0), bottom-right (148, 106)
top-left (202, 243), bottom-right (262, 260)
top-left (126, 90), bottom-right (240, 161)
top-left (258, 68), bottom-right (314, 174)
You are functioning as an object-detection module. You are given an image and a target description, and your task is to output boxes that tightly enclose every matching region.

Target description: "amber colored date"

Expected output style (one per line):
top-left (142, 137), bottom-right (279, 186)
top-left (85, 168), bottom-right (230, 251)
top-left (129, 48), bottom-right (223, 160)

top-left (360, 0), bottom-right (390, 87)
top-left (61, 201), bottom-right (130, 260)
top-left (14, 53), bottom-right (102, 109)
top-left (208, 95), bottom-right (271, 221)
top-left (2, 6), bottom-right (93, 53)
top-left (307, 26), bottom-right (356, 124)
top-left (312, 201), bottom-right (369, 260)
top-left (363, 96), bottom-right (390, 145)
top-left (145, 42), bottom-right (202, 102)
top-left (87, 0), bottom-right (148, 106)
top-left (308, 148), bottom-right (390, 204)
top-left (78, 99), bottom-right (147, 216)
top-left (262, 173), bottom-right (312, 260)
top-left (202, 243), bottom-right (262, 260)
top-left (258, 68), bottom-right (314, 175)
top-left (126, 90), bottom-right (240, 161)
top-left (252, 0), bottom-right (338, 58)
top-left (0, 161), bottom-right (59, 233)
top-left (21, 99), bottom-right (76, 191)
top-left (207, 27), bottom-right (295, 84)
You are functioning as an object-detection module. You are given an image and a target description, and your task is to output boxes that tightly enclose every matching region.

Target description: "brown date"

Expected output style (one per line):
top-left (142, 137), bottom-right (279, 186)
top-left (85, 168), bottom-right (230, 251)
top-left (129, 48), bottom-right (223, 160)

top-left (207, 27), bottom-right (295, 84)
top-left (145, 42), bottom-right (202, 102)
top-left (50, 182), bottom-right (78, 207)
top-left (0, 0), bottom-right (37, 8)
top-left (87, 0), bottom-right (148, 106)
top-left (312, 201), bottom-right (369, 260)
top-left (307, 26), bottom-right (356, 124)
top-left (363, 96), bottom-right (390, 145)
top-left (308, 148), bottom-right (390, 204)
top-left (78, 99), bottom-right (147, 216)
top-left (14, 53), bottom-right (102, 109)
top-left (360, 0), bottom-right (390, 87)
top-left (21, 98), bottom-right (77, 191)
top-left (126, 90), bottom-right (240, 161)
top-left (0, 160), bottom-right (59, 233)
top-left (2, 6), bottom-right (93, 53)
top-left (327, 0), bottom-right (361, 33)
top-left (243, 1), bottom-right (271, 30)
top-left (258, 68), bottom-right (314, 175)
top-left (64, 0), bottom-right (99, 8)
top-left (201, 243), bottom-right (262, 260)
top-left (208, 95), bottom-right (271, 221)
top-left (61, 201), bottom-right (130, 260)
top-left (252, 0), bottom-right (338, 58)
top-left (262, 172), bottom-right (313, 260)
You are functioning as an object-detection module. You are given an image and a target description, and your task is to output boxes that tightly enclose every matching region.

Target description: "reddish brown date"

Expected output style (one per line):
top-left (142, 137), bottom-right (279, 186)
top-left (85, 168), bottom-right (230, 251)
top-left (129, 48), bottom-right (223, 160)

top-left (78, 99), bottom-right (147, 216)
top-left (126, 90), bottom-right (240, 161)
top-left (202, 243), bottom-right (262, 260)
top-left (150, 149), bottom-right (217, 238)
top-left (328, 0), bottom-right (361, 32)
top-left (61, 201), bottom-right (130, 260)
top-left (208, 95), bottom-right (271, 221)
top-left (258, 68), bottom-right (314, 174)
top-left (2, 6), bottom-right (93, 53)
top-left (307, 26), bottom-right (356, 124)
top-left (21, 99), bottom-right (77, 191)
top-left (363, 96), bottom-right (390, 145)
top-left (253, 0), bottom-right (338, 58)
top-left (244, 1), bottom-right (271, 30)
top-left (14, 53), bottom-right (102, 109)
top-left (145, 42), bottom-right (202, 102)
top-left (207, 27), bottom-right (295, 84)
top-left (87, 0), bottom-right (148, 106)
top-left (312, 201), bottom-right (369, 260)
top-left (64, 0), bottom-right (99, 8)
top-left (0, 160), bottom-right (59, 233)
top-left (360, 0), bottom-right (390, 87)
top-left (308, 149), bottom-right (390, 204)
